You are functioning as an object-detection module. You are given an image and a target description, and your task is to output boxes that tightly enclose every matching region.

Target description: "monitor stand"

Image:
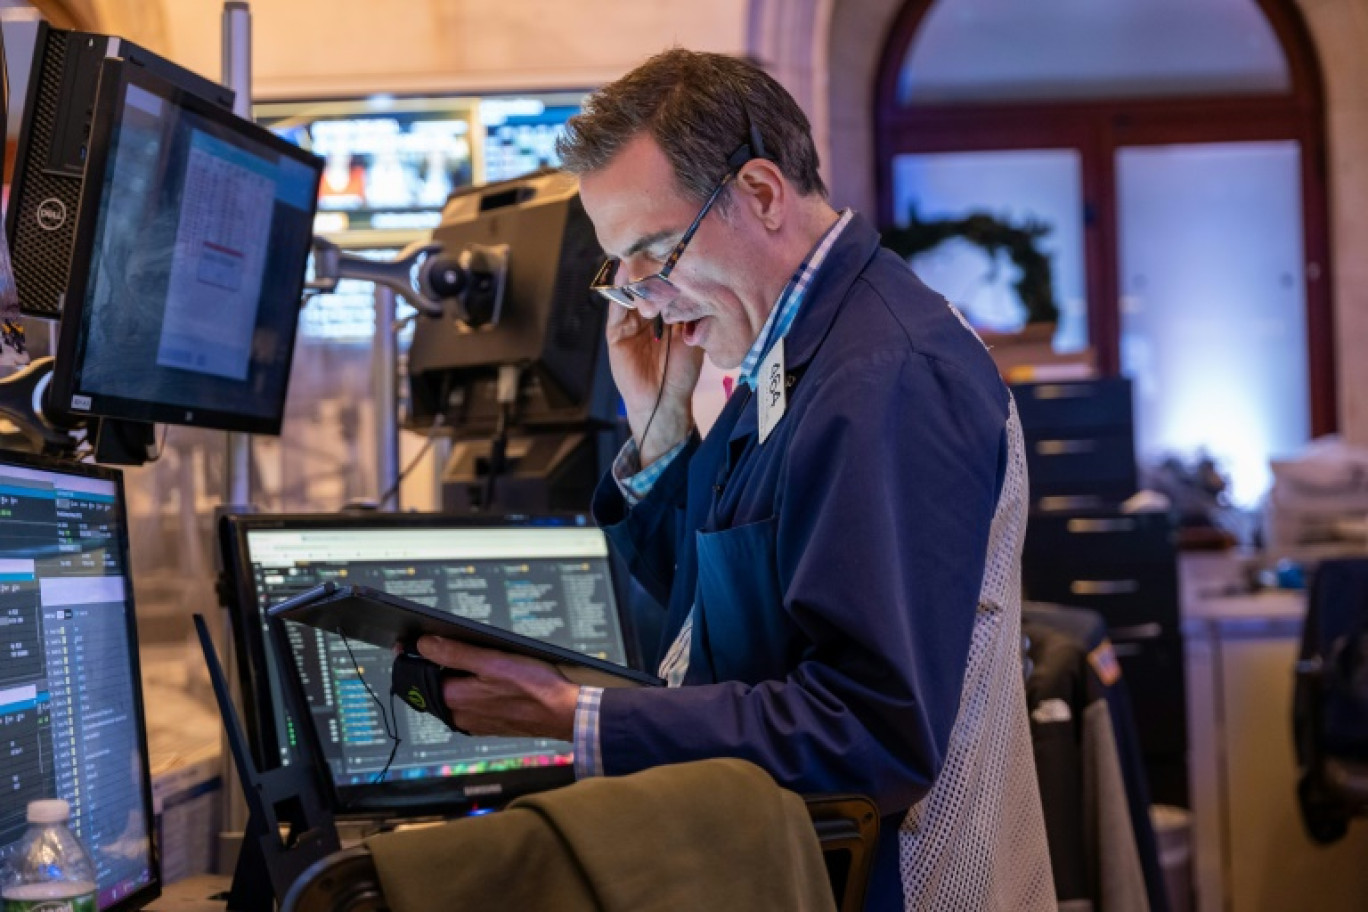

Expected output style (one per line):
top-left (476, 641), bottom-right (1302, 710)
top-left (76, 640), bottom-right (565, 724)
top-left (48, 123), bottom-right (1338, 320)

top-left (92, 417), bottom-right (157, 465)
top-left (0, 356), bottom-right (155, 465)
top-left (194, 614), bottom-right (340, 910)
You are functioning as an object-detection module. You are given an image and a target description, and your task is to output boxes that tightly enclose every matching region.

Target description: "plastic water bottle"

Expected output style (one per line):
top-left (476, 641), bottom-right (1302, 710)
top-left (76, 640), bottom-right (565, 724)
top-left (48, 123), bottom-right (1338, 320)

top-left (1, 800), bottom-right (97, 912)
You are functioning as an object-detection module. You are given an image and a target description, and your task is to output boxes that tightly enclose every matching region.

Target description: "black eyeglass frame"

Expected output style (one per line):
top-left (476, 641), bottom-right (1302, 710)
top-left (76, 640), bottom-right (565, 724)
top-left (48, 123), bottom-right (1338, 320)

top-left (591, 122), bottom-right (770, 311)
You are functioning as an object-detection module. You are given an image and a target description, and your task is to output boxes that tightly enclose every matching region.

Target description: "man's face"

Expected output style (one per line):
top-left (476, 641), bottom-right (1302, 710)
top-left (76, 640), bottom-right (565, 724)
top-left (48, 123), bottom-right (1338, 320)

top-left (579, 134), bottom-right (769, 370)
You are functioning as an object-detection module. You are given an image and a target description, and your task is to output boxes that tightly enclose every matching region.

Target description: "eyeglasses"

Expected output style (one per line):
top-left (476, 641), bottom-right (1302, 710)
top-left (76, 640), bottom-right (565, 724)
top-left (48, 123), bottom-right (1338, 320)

top-left (591, 129), bottom-right (767, 311)
top-left (590, 172), bottom-right (735, 310)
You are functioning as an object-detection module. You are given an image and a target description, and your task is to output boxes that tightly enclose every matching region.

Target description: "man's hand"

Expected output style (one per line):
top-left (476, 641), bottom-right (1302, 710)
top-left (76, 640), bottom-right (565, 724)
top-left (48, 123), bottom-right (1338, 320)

top-left (605, 301), bottom-right (702, 466)
top-left (415, 636), bottom-right (580, 742)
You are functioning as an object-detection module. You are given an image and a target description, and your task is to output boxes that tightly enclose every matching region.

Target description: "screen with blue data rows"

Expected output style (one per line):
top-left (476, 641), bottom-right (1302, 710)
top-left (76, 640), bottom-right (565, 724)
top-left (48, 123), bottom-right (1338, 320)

top-left (0, 461), bottom-right (153, 910)
top-left (242, 523), bottom-right (627, 791)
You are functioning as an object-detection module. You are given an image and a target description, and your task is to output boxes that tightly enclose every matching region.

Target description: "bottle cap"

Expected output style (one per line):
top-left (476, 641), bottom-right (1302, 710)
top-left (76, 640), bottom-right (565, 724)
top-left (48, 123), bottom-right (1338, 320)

top-left (27, 799), bottom-right (71, 824)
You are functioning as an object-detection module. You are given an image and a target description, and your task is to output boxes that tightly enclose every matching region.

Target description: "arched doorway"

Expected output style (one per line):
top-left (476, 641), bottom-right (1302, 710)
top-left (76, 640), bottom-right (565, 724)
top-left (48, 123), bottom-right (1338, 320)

top-left (873, 0), bottom-right (1331, 505)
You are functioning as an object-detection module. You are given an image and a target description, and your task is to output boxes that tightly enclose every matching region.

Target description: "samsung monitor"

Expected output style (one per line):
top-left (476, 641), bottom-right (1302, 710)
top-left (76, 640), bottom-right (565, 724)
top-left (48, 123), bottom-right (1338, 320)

top-left (220, 512), bottom-right (639, 817)
top-left (46, 57), bottom-right (322, 435)
top-left (0, 451), bottom-right (158, 910)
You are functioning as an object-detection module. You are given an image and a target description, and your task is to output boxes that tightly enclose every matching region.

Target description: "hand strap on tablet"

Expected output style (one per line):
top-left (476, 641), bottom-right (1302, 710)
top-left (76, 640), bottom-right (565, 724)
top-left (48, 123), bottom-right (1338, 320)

top-left (391, 652), bottom-right (470, 735)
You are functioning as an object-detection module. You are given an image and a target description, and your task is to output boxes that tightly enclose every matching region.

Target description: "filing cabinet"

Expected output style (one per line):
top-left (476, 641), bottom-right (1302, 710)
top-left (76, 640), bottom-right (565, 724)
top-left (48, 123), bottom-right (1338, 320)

top-left (1013, 378), bottom-right (1137, 513)
top-left (1023, 512), bottom-right (1179, 631)
top-left (1023, 509), bottom-right (1188, 807)
top-left (1015, 378), bottom-right (1188, 807)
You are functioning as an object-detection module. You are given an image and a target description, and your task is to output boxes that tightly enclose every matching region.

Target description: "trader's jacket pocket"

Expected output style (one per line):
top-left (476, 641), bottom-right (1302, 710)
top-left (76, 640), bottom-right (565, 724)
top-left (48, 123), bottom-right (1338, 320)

top-left (693, 517), bottom-right (791, 685)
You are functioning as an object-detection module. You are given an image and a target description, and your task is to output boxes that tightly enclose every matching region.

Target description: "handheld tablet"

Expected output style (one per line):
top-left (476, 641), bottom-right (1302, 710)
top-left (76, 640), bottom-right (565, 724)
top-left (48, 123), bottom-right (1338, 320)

top-left (269, 581), bottom-right (663, 689)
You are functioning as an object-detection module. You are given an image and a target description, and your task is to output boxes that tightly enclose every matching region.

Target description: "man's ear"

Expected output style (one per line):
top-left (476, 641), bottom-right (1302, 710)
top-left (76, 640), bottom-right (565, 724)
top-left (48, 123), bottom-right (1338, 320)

top-left (735, 159), bottom-right (786, 231)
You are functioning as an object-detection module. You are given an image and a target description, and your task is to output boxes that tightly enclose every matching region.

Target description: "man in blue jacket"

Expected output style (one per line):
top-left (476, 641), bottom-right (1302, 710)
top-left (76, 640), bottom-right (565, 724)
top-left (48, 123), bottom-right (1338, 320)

top-left (417, 49), bottom-right (1054, 909)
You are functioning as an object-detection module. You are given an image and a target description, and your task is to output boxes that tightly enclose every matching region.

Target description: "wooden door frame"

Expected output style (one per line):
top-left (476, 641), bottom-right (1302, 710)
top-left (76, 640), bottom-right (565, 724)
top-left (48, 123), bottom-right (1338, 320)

top-left (873, 0), bottom-right (1335, 435)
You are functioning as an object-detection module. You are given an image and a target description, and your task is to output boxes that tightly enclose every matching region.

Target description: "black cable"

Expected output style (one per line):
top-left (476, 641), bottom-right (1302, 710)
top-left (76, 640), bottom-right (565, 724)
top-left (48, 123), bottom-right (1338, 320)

top-left (378, 429), bottom-right (438, 510)
top-left (378, 372), bottom-right (454, 509)
top-left (339, 633), bottom-right (402, 785)
top-left (480, 401), bottom-right (512, 512)
top-left (380, 689), bottom-right (402, 784)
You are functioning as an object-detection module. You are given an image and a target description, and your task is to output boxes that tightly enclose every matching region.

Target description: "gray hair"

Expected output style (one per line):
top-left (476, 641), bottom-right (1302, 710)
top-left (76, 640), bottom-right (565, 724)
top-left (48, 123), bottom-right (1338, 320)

top-left (557, 49), bottom-right (826, 206)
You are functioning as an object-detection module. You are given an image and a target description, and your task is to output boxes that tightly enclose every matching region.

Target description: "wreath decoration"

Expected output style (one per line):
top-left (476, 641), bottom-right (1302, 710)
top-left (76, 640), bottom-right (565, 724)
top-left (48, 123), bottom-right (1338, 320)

top-left (881, 207), bottom-right (1059, 326)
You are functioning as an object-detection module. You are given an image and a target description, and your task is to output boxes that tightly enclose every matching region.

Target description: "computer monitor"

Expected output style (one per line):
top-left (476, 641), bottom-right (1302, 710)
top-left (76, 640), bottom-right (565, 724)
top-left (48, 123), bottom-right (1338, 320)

top-left (0, 451), bottom-right (158, 910)
top-left (480, 95), bottom-right (584, 184)
top-left (44, 57), bottom-right (322, 435)
top-left (219, 512), bottom-right (639, 817)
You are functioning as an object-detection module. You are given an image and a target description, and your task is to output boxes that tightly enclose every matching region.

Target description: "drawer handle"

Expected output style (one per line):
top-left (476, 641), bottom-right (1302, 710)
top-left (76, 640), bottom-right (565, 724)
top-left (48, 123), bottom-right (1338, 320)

top-left (1066, 518), bottom-right (1138, 534)
top-left (1036, 439), bottom-right (1098, 456)
top-left (1038, 495), bottom-right (1104, 512)
top-left (1033, 384), bottom-right (1094, 400)
top-left (1110, 622), bottom-right (1164, 640)
top-left (1070, 579), bottom-right (1140, 595)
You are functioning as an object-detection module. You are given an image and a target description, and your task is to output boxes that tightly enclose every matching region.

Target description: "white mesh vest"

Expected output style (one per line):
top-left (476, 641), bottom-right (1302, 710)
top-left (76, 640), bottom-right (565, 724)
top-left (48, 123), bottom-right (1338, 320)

top-left (897, 396), bottom-right (1055, 910)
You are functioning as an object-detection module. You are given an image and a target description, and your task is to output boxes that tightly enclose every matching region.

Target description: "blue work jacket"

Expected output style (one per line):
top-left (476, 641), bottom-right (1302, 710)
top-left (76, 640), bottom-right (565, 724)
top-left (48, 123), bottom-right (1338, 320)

top-left (591, 213), bottom-right (1012, 907)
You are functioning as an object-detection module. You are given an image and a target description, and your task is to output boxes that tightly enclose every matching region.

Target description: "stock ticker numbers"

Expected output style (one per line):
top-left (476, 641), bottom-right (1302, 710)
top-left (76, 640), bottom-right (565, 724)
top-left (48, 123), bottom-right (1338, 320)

top-left (0, 475), bottom-right (128, 854)
top-left (54, 491), bottom-right (120, 576)
top-left (0, 584), bottom-right (54, 849)
top-left (1, 587), bottom-right (42, 680)
top-left (1, 684), bottom-right (55, 848)
top-left (0, 481), bottom-right (52, 851)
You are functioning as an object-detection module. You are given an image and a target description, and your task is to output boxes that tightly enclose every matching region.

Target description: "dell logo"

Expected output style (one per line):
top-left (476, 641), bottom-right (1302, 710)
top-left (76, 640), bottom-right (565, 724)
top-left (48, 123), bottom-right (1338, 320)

top-left (35, 198), bottom-right (67, 231)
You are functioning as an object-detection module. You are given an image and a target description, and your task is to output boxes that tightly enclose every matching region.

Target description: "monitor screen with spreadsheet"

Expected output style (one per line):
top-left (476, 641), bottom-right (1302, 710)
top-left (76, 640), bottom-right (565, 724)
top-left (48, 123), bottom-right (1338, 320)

top-left (47, 57), bottom-right (322, 435)
top-left (220, 512), bottom-right (637, 817)
top-left (0, 453), bottom-right (157, 911)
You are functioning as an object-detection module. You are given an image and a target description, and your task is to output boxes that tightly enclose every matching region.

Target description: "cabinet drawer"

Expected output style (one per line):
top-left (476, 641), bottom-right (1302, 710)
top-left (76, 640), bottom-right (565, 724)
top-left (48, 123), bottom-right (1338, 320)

top-left (1013, 378), bottom-right (1132, 433)
top-left (1031, 491), bottom-right (1133, 514)
top-left (1024, 432), bottom-right (1137, 491)
top-left (1024, 512), bottom-right (1177, 564)
top-left (1023, 562), bottom-right (1179, 630)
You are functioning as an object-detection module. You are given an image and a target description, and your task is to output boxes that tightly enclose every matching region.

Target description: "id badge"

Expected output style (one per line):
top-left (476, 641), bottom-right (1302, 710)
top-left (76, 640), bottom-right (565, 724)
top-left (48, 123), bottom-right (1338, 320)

top-left (758, 337), bottom-right (786, 444)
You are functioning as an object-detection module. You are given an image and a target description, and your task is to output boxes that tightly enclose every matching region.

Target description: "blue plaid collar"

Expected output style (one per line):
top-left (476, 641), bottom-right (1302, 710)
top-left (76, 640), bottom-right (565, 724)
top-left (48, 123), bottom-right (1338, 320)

top-left (737, 209), bottom-right (853, 389)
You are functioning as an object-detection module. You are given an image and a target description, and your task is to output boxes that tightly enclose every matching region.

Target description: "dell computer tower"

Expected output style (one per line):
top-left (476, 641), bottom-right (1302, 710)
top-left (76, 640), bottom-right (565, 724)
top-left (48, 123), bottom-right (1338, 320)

top-left (6, 23), bottom-right (233, 317)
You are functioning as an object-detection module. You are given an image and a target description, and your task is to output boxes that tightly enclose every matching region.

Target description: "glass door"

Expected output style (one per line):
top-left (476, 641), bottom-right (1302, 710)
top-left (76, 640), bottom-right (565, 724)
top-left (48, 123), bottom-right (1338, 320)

top-left (1117, 140), bottom-right (1309, 504)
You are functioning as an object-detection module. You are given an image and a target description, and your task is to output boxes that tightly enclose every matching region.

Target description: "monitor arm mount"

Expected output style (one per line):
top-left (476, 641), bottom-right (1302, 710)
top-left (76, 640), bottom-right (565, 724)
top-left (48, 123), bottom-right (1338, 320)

top-left (306, 236), bottom-right (517, 508)
top-left (307, 237), bottom-right (509, 330)
top-left (0, 357), bottom-right (83, 455)
top-left (0, 358), bottom-right (156, 465)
